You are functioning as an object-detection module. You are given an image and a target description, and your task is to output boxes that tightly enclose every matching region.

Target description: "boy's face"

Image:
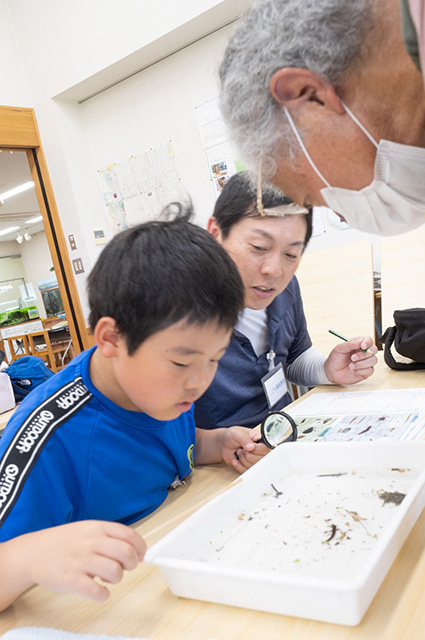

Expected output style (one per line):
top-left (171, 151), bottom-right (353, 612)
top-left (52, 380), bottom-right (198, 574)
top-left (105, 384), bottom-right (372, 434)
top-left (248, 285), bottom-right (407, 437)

top-left (111, 319), bottom-right (231, 420)
top-left (209, 214), bottom-right (306, 310)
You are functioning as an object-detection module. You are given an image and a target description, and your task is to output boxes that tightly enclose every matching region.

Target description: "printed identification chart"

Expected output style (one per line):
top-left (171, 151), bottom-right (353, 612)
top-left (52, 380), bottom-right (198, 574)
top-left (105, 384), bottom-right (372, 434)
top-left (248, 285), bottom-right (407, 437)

top-left (290, 389), bottom-right (425, 442)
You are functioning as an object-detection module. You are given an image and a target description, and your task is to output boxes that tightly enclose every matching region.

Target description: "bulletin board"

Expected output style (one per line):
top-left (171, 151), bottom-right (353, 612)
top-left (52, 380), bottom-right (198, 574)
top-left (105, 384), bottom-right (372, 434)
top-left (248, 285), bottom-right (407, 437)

top-left (97, 141), bottom-right (184, 234)
top-left (195, 97), bottom-right (243, 199)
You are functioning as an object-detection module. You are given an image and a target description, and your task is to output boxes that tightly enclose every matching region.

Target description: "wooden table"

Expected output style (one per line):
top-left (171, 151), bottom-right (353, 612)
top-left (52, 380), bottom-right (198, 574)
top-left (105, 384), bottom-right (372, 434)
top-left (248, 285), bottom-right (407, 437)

top-left (1, 355), bottom-right (425, 639)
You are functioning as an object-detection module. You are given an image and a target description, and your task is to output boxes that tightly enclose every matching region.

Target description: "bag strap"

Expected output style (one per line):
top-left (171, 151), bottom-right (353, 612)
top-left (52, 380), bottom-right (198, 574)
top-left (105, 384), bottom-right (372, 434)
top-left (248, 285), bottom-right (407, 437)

top-left (382, 326), bottom-right (425, 370)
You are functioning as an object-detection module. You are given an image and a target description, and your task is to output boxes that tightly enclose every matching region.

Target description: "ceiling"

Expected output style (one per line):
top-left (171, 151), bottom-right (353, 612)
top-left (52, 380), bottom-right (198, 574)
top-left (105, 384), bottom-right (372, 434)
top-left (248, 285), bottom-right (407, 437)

top-left (0, 149), bottom-right (45, 243)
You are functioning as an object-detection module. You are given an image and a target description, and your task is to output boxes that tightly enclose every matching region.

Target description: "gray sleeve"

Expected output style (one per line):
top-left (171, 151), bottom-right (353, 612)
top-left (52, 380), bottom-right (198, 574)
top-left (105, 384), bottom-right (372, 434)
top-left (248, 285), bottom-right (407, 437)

top-left (284, 346), bottom-right (331, 386)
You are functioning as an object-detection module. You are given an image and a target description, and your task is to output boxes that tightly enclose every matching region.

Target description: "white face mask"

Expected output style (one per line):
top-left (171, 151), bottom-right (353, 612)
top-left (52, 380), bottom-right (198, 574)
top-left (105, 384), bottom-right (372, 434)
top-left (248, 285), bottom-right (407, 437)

top-left (284, 104), bottom-right (425, 236)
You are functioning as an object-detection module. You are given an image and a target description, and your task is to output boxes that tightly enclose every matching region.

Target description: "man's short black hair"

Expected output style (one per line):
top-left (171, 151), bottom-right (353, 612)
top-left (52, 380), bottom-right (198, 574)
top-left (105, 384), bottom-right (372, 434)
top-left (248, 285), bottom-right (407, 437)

top-left (213, 172), bottom-right (313, 246)
top-left (88, 205), bottom-right (244, 355)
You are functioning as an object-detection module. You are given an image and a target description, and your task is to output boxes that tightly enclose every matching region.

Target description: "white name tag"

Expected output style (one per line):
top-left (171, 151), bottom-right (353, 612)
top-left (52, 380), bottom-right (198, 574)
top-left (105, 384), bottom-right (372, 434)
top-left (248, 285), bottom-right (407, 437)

top-left (261, 363), bottom-right (288, 408)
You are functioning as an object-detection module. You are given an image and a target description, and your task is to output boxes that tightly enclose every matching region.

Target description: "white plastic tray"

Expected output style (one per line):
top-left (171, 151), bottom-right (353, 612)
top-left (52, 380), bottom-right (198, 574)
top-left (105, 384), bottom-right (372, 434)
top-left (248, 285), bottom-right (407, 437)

top-left (145, 442), bottom-right (425, 625)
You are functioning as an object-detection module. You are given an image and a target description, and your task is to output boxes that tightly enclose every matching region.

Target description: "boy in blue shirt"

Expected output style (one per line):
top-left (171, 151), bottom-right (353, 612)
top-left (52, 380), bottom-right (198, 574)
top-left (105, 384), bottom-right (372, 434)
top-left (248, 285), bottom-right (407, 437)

top-left (0, 209), bottom-right (267, 610)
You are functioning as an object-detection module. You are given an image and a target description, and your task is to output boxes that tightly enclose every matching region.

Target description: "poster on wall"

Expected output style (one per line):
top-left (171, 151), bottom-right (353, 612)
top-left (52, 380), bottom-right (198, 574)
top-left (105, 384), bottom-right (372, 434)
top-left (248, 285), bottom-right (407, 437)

top-left (195, 97), bottom-right (244, 199)
top-left (97, 141), bottom-right (184, 234)
top-left (37, 275), bottom-right (59, 291)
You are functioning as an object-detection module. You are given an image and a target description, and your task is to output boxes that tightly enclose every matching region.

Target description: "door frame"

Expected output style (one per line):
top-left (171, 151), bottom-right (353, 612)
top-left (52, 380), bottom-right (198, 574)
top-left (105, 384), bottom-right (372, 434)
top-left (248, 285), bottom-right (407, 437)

top-left (0, 105), bottom-right (89, 353)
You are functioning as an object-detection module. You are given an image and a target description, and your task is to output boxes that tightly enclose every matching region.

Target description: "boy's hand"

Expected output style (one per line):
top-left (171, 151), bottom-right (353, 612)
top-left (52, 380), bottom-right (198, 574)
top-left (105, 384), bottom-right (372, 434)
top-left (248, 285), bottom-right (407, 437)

top-left (221, 426), bottom-right (270, 473)
top-left (25, 520), bottom-right (146, 601)
top-left (324, 336), bottom-right (378, 385)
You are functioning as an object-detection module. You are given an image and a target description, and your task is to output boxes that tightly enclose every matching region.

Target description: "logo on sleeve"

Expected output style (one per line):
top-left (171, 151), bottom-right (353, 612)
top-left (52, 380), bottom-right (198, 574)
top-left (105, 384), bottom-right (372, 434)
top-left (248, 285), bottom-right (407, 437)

top-left (187, 444), bottom-right (194, 471)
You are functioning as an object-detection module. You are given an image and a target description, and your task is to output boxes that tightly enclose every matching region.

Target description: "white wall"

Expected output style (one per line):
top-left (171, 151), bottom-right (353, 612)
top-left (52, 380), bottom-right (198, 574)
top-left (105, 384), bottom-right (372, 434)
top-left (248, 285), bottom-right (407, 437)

top-left (7, 0), bottom-right (245, 101)
top-left (0, 253), bottom-right (29, 314)
top-left (0, 0), bottom-right (31, 106)
top-left (0, 231), bottom-right (52, 317)
top-left (0, 0), bottom-right (385, 327)
top-left (81, 24), bottom-right (234, 230)
top-left (1, 0), bottom-right (249, 322)
top-left (308, 208), bottom-right (381, 276)
top-left (19, 230), bottom-right (55, 318)
top-left (0, 242), bottom-right (20, 258)
top-left (0, 253), bottom-right (26, 293)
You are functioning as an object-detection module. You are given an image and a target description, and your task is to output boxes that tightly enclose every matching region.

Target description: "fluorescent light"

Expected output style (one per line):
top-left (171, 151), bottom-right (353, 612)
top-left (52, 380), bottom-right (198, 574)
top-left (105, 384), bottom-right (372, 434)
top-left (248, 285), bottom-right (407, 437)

top-left (0, 226), bottom-right (20, 237)
top-left (0, 181), bottom-right (34, 201)
top-left (25, 215), bottom-right (43, 224)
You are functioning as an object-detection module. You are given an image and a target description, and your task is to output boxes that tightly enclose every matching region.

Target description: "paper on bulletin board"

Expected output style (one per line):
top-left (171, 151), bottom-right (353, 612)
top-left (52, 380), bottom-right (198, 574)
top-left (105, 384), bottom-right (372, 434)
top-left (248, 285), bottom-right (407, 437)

top-left (195, 97), bottom-right (244, 199)
top-left (97, 141), bottom-right (184, 235)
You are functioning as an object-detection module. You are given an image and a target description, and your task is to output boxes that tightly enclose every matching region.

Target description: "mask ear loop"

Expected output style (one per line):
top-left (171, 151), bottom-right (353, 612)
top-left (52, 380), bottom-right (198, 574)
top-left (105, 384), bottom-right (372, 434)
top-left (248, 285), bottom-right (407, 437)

top-left (284, 102), bottom-right (379, 189)
top-left (340, 101), bottom-right (379, 149)
top-left (283, 108), bottom-right (331, 188)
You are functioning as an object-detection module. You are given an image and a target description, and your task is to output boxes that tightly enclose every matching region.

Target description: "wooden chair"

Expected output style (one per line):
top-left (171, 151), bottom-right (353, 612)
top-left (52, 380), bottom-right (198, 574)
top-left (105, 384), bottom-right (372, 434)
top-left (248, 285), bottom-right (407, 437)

top-left (6, 334), bottom-right (31, 362)
top-left (51, 338), bottom-right (74, 370)
top-left (48, 326), bottom-right (74, 370)
top-left (27, 330), bottom-right (58, 373)
top-left (0, 339), bottom-right (9, 365)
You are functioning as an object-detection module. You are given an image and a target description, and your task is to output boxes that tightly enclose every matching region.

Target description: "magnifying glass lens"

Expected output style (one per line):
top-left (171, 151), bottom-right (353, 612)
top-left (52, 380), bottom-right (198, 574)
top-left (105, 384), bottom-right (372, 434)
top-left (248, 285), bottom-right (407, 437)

top-left (259, 411), bottom-right (297, 448)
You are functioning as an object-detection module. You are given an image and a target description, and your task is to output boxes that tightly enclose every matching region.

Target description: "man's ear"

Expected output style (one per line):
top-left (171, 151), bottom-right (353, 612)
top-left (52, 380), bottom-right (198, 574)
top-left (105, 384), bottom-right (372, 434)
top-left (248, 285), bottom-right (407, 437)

top-left (207, 216), bottom-right (223, 243)
top-left (270, 68), bottom-right (345, 115)
top-left (94, 317), bottom-right (121, 358)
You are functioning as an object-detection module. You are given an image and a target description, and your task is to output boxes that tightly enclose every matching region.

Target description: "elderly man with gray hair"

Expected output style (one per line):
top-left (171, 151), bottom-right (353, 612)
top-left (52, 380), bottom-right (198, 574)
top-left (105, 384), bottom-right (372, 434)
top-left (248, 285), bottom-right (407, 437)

top-left (219, 0), bottom-right (425, 236)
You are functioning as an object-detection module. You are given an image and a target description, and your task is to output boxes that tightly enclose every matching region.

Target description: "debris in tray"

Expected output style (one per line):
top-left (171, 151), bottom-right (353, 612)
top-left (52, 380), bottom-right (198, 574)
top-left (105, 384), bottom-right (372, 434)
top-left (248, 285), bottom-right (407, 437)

top-left (271, 483), bottom-right (282, 497)
top-left (317, 472), bottom-right (348, 478)
top-left (190, 467), bottom-right (419, 580)
top-left (378, 490), bottom-right (406, 506)
top-left (323, 523), bottom-right (337, 543)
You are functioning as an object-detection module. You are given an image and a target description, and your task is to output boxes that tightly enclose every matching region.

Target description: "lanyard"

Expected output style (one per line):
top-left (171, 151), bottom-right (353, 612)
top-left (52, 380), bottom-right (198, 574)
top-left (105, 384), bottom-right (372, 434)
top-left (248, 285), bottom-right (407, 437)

top-left (266, 349), bottom-right (276, 372)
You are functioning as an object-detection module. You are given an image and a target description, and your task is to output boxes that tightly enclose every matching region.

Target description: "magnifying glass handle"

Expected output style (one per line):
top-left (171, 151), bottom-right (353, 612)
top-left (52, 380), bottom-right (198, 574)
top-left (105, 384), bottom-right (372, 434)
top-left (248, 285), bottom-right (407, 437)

top-left (253, 435), bottom-right (273, 449)
top-left (234, 436), bottom-right (267, 460)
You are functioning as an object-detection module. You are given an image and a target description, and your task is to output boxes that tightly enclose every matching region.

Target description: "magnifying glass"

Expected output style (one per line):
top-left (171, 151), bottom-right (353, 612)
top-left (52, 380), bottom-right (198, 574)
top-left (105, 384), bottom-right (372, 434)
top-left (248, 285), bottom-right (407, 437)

top-left (256, 410), bottom-right (297, 448)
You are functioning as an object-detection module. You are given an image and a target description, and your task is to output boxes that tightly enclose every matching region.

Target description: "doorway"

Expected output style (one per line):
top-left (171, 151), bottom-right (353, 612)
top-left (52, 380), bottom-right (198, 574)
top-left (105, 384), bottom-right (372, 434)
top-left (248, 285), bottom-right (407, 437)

top-left (0, 106), bottom-right (89, 362)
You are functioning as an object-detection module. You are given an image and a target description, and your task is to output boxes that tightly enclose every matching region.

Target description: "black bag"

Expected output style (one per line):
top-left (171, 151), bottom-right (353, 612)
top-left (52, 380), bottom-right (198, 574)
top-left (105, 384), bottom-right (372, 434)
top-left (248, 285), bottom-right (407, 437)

top-left (3, 355), bottom-right (55, 402)
top-left (380, 308), bottom-right (425, 370)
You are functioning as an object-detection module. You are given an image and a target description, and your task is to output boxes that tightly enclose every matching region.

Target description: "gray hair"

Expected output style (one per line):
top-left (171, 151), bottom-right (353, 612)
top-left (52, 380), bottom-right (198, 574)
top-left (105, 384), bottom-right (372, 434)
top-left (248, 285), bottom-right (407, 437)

top-left (219, 0), bottom-right (375, 179)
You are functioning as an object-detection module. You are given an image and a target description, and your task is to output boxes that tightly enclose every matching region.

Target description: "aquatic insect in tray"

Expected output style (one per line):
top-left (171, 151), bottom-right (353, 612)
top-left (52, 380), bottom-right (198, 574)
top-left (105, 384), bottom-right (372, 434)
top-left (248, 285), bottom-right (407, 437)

top-left (378, 490), bottom-right (406, 506)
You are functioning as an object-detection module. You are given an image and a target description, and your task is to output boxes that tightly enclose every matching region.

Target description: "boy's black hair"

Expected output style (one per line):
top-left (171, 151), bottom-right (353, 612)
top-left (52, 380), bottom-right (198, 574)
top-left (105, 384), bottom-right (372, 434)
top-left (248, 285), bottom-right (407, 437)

top-left (88, 204), bottom-right (244, 355)
top-left (213, 172), bottom-right (313, 246)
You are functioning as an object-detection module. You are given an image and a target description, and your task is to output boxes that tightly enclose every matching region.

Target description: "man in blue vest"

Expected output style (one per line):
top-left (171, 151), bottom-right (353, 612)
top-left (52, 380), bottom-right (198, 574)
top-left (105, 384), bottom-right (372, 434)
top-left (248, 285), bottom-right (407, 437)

top-left (195, 173), bottom-right (378, 430)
